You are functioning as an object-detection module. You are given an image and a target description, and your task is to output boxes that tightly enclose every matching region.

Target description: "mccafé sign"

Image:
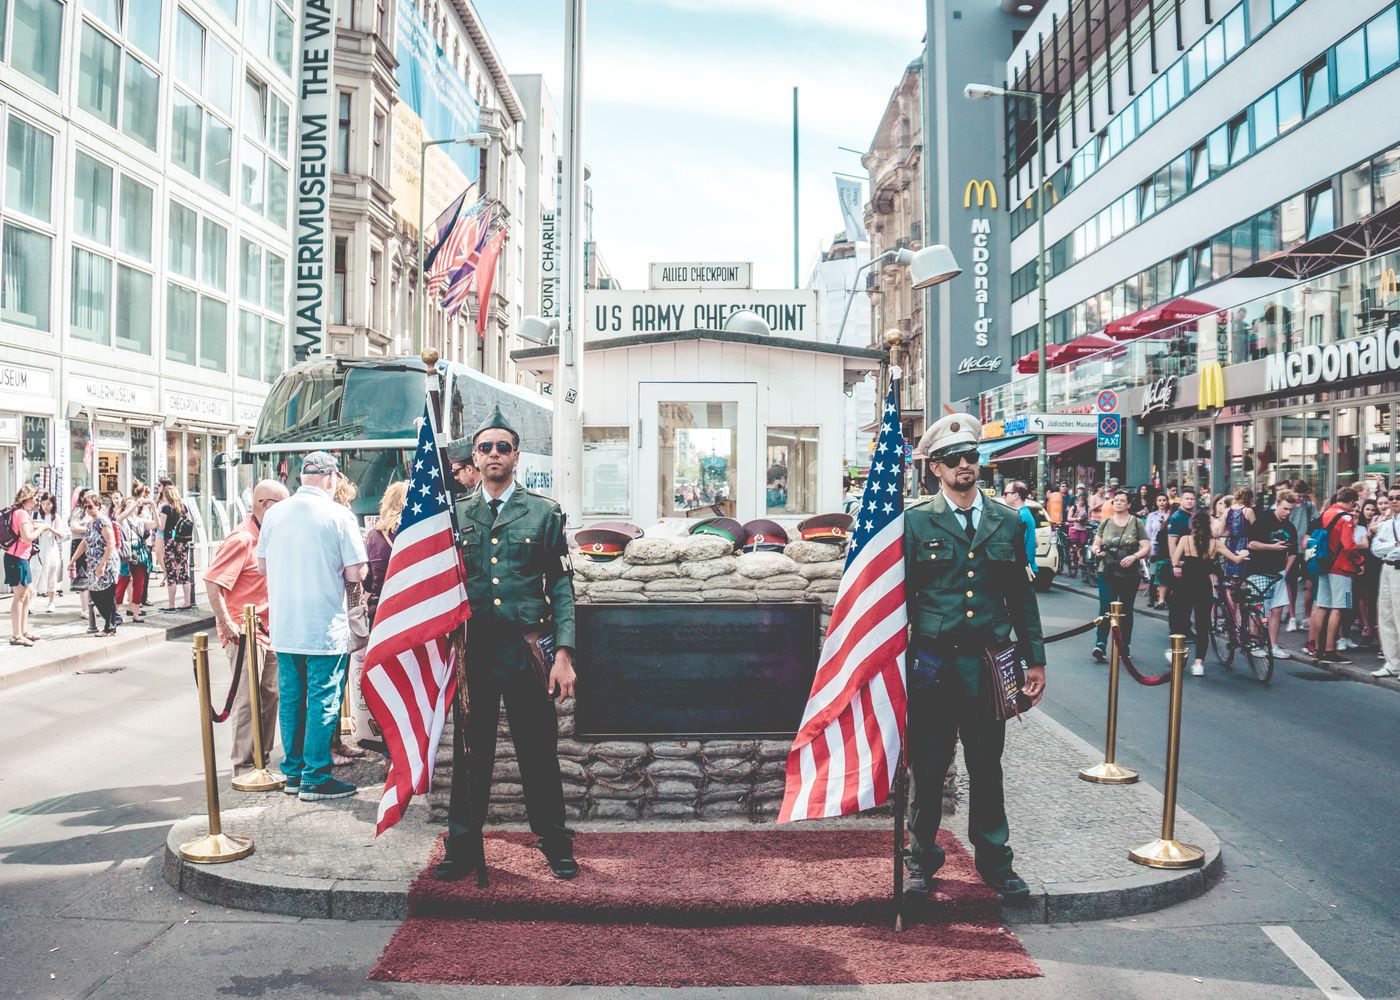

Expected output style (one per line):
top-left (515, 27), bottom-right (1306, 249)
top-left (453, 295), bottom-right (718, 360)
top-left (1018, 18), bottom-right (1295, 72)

top-left (1264, 327), bottom-right (1400, 391)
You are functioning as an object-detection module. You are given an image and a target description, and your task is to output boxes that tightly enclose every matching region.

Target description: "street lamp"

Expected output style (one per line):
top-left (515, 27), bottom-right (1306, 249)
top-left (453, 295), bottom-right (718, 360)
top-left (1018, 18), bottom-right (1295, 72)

top-left (835, 244), bottom-right (960, 344)
top-left (724, 310), bottom-right (772, 337)
top-left (416, 131), bottom-right (494, 356)
top-left (964, 81), bottom-right (1049, 499)
top-left (519, 315), bottom-right (560, 346)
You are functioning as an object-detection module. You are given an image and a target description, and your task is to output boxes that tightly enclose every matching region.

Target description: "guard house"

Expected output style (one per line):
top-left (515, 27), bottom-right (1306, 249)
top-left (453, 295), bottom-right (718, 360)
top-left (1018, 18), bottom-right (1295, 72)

top-left (511, 327), bottom-right (882, 528)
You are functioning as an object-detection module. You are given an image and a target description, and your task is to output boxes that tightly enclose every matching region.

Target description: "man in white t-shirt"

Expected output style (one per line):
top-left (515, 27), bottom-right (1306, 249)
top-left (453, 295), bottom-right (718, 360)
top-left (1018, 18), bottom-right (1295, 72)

top-left (256, 451), bottom-right (368, 801)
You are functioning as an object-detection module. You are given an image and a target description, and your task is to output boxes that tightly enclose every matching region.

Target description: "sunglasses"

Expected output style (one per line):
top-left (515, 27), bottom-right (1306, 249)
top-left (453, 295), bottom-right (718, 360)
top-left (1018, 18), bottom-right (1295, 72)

top-left (476, 441), bottom-right (515, 455)
top-left (938, 449), bottom-right (980, 467)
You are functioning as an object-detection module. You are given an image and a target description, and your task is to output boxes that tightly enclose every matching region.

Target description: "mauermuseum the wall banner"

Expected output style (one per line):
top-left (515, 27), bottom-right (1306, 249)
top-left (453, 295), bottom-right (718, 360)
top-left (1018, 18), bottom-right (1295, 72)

top-left (293, 0), bottom-right (335, 360)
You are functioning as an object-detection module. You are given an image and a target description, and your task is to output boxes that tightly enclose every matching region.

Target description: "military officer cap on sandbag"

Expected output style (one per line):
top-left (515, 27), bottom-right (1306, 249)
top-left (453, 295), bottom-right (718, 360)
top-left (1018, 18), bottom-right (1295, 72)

top-left (913, 412), bottom-right (983, 462)
top-left (472, 403), bottom-right (519, 444)
top-left (688, 516), bottom-right (743, 550)
top-left (740, 519), bottom-right (788, 553)
top-left (573, 523), bottom-right (640, 562)
top-left (796, 512), bottom-right (853, 544)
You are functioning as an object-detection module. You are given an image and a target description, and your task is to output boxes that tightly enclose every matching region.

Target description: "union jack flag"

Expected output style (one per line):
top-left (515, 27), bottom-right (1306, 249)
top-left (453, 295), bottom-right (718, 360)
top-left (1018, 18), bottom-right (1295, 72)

top-left (779, 371), bottom-right (908, 821)
top-left (441, 209), bottom-right (495, 317)
top-left (427, 199), bottom-right (487, 298)
top-left (361, 404), bottom-right (472, 834)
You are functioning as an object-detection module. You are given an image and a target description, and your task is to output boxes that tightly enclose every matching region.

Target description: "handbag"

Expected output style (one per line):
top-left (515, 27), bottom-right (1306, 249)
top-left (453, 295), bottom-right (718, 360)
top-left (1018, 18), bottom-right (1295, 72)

top-left (982, 642), bottom-right (1032, 722)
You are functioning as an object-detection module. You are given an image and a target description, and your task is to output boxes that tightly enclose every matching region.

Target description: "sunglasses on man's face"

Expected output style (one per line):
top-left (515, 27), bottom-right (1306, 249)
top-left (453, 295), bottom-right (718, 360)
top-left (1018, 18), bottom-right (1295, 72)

top-left (476, 441), bottom-right (515, 455)
top-left (939, 449), bottom-right (980, 467)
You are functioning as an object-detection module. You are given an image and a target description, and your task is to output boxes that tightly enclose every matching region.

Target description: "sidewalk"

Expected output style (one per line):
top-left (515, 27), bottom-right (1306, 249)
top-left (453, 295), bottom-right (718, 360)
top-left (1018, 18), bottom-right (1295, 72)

top-left (163, 709), bottom-right (1220, 925)
top-left (1054, 576), bottom-right (1400, 693)
top-left (0, 582), bottom-right (213, 691)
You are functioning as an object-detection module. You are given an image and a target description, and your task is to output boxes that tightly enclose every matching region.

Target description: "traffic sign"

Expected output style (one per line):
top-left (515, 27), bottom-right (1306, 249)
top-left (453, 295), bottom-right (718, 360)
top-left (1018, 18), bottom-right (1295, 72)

top-left (1096, 389), bottom-right (1119, 414)
top-left (1096, 447), bottom-right (1122, 462)
top-left (1096, 413), bottom-right (1122, 458)
top-left (1023, 413), bottom-right (1099, 434)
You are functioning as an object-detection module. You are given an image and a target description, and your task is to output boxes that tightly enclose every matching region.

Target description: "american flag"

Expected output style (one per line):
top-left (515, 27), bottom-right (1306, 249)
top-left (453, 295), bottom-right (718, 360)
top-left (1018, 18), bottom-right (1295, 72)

top-left (778, 370), bottom-right (908, 822)
top-left (361, 405), bottom-right (472, 835)
top-left (421, 188), bottom-right (469, 275)
top-left (427, 199), bottom-right (486, 298)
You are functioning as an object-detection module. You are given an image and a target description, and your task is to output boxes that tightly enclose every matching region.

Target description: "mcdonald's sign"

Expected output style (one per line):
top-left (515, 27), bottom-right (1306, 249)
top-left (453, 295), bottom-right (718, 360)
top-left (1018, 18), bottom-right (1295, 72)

top-left (1198, 361), bottom-right (1226, 411)
top-left (964, 179), bottom-right (998, 210)
top-left (1381, 266), bottom-right (1399, 299)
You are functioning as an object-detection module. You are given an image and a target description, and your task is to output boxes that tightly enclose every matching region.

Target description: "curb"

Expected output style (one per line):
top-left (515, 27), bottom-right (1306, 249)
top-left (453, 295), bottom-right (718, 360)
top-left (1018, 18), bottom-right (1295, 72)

top-left (0, 616), bottom-right (214, 692)
top-left (1051, 579), bottom-right (1400, 692)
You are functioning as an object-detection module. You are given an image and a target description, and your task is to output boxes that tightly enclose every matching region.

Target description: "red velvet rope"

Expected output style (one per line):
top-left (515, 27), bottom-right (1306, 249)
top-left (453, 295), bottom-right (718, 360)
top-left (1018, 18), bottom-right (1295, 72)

top-left (1112, 624), bottom-right (1172, 686)
top-left (192, 636), bottom-right (245, 723)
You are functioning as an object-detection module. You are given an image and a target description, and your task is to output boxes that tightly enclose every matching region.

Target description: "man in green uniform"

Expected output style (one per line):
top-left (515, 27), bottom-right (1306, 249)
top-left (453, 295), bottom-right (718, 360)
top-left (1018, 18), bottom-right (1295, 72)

top-left (437, 404), bottom-right (579, 882)
top-left (903, 412), bottom-right (1046, 899)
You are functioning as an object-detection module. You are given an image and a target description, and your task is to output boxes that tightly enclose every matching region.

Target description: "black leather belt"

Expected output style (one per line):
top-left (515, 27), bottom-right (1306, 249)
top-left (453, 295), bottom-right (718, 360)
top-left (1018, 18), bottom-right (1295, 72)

top-left (914, 631), bottom-right (988, 655)
top-left (1386, 561), bottom-right (1400, 568)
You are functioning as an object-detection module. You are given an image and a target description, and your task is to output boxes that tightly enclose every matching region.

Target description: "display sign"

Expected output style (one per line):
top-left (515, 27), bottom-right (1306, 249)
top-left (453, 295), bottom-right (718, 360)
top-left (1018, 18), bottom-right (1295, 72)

top-left (587, 289), bottom-right (818, 339)
top-left (67, 377), bottom-right (155, 414)
top-left (1004, 416), bottom-right (1028, 436)
top-left (1096, 389), bottom-right (1119, 413)
top-left (1141, 374), bottom-right (1179, 415)
top-left (164, 390), bottom-right (232, 424)
top-left (648, 262), bottom-right (752, 290)
top-left (1097, 448), bottom-right (1122, 462)
top-left (235, 402), bottom-right (262, 427)
top-left (1096, 414), bottom-right (1121, 462)
top-left (539, 211), bottom-right (558, 317)
top-left (956, 355), bottom-right (1003, 376)
top-left (1263, 328), bottom-right (1400, 392)
top-left (1024, 412), bottom-right (1099, 434)
top-left (94, 423), bottom-right (130, 448)
top-left (293, 0), bottom-right (335, 361)
top-left (582, 429), bottom-right (629, 515)
top-left (0, 362), bottom-right (52, 401)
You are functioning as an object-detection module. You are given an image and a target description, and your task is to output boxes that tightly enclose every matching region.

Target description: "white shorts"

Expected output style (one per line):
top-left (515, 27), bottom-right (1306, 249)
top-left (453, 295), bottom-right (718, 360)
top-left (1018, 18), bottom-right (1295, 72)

top-left (1246, 574), bottom-right (1289, 612)
top-left (1316, 573), bottom-right (1354, 610)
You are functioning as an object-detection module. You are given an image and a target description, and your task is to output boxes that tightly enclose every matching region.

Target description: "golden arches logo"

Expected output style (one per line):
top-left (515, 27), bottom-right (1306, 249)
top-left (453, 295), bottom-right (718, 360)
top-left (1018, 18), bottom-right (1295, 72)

top-left (1381, 266), bottom-right (1399, 299)
top-left (1198, 362), bottom-right (1226, 411)
top-left (963, 179), bottom-right (998, 210)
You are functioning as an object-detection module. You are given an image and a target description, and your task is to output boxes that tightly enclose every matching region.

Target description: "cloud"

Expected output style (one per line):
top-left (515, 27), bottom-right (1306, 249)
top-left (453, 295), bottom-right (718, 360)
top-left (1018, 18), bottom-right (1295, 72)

top-left (651, 0), bottom-right (924, 41)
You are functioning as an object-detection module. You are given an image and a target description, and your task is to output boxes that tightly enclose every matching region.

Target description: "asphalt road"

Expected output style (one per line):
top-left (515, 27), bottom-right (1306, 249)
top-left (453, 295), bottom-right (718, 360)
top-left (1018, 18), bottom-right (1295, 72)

top-left (0, 591), bottom-right (1396, 999)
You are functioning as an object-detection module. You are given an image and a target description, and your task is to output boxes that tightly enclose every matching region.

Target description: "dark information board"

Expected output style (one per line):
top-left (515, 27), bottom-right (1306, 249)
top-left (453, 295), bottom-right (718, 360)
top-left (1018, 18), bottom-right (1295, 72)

top-left (574, 602), bottom-right (821, 740)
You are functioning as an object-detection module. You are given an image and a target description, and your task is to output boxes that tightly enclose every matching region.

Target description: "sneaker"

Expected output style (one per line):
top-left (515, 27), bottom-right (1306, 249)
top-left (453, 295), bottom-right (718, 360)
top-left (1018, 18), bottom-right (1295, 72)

top-left (1303, 641), bottom-right (1317, 658)
top-left (299, 778), bottom-right (357, 801)
top-left (281, 775), bottom-right (301, 795)
top-left (1319, 651), bottom-right (1352, 665)
top-left (1371, 666), bottom-right (1399, 678)
top-left (1270, 645), bottom-right (1292, 660)
top-left (1337, 637), bottom-right (1357, 651)
top-left (44, 602), bottom-right (55, 613)
top-left (1190, 661), bottom-right (1205, 676)
top-left (1092, 645), bottom-right (1106, 662)
top-left (1285, 619), bottom-right (1299, 633)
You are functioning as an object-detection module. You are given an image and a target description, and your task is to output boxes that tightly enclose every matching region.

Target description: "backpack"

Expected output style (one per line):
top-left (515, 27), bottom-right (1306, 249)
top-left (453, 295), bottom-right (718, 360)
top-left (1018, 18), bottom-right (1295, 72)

top-left (1304, 510), bottom-right (1345, 576)
top-left (0, 505), bottom-right (19, 551)
top-left (169, 507), bottom-right (194, 542)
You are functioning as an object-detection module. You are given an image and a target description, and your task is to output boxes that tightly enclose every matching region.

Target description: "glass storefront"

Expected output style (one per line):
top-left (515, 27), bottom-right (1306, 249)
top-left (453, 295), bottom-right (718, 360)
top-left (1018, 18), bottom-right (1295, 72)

top-left (765, 427), bottom-right (819, 516)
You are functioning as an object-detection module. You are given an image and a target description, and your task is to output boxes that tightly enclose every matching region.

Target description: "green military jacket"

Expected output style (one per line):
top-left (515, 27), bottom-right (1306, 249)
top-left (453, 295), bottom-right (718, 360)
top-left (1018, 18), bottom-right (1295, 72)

top-left (903, 492), bottom-right (1046, 674)
top-left (455, 484), bottom-right (576, 674)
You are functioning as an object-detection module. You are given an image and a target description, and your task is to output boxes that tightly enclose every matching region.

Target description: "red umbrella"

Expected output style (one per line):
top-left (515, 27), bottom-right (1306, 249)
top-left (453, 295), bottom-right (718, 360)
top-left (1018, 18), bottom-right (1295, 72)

top-left (1015, 332), bottom-right (1119, 374)
top-left (1104, 297), bottom-right (1217, 340)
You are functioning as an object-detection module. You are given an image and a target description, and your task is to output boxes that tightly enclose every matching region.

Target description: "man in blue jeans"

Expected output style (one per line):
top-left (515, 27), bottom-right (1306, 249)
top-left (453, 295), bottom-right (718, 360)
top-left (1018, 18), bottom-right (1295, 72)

top-left (256, 451), bottom-right (368, 800)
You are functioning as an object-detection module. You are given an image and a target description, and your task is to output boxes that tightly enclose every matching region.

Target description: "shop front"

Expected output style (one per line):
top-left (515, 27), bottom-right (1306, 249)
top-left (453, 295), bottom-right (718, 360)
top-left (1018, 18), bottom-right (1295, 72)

top-left (0, 359), bottom-right (59, 505)
top-left (162, 386), bottom-right (241, 555)
top-left (65, 371), bottom-right (162, 510)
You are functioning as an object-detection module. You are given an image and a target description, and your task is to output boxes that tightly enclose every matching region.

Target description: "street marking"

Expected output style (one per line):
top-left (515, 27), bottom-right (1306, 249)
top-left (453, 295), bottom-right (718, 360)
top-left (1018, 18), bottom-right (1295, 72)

top-left (1263, 925), bottom-right (1364, 1000)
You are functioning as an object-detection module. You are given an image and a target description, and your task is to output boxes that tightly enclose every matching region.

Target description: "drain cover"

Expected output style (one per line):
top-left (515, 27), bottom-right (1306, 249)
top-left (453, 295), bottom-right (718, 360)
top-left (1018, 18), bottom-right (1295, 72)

top-left (76, 666), bottom-right (127, 675)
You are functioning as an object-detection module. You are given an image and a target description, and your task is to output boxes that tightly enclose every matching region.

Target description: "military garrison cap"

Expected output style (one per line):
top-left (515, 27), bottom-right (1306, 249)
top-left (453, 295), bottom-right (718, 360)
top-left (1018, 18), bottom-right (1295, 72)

top-left (740, 519), bottom-right (788, 553)
top-left (573, 522), bottom-right (641, 562)
top-left (796, 512), bottom-right (853, 544)
top-left (472, 403), bottom-right (518, 443)
top-left (914, 412), bottom-right (982, 462)
top-left (444, 437), bottom-right (475, 464)
top-left (688, 517), bottom-right (743, 549)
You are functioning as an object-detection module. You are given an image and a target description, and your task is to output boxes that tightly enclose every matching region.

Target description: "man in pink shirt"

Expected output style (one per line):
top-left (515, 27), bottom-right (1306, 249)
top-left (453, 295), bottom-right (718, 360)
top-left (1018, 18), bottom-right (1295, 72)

top-left (204, 480), bottom-right (289, 775)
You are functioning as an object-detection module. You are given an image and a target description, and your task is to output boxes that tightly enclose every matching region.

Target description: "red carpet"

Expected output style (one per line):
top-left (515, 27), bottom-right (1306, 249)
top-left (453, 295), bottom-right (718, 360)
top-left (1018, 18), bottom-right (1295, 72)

top-left (369, 829), bottom-right (1042, 987)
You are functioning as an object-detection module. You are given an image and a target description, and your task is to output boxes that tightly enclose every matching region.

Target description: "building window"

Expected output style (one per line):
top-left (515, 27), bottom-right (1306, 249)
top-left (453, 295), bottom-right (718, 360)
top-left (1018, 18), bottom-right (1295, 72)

top-left (1367, 7), bottom-right (1400, 78)
top-left (238, 308), bottom-right (261, 378)
top-left (166, 283), bottom-right (197, 364)
top-left (766, 427), bottom-right (818, 515)
top-left (1302, 57), bottom-right (1330, 119)
top-left (199, 295), bottom-right (227, 371)
top-left (117, 175), bottom-right (152, 261)
top-left (1251, 92), bottom-right (1277, 148)
top-left (201, 218), bottom-right (228, 292)
top-left (6, 116), bottom-right (53, 222)
top-left (166, 201), bottom-right (230, 368)
top-left (170, 8), bottom-right (234, 193)
top-left (169, 201), bottom-right (197, 278)
top-left (1334, 26), bottom-right (1367, 97)
top-left (73, 152), bottom-right (113, 243)
top-left (1342, 162), bottom-right (1373, 224)
top-left (372, 108), bottom-right (386, 183)
top-left (239, 238), bottom-right (261, 303)
top-left (1276, 72), bottom-right (1303, 135)
top-left (171, 93), bottom-right (203, 176)
top-left (240, 138), bottom-right (264, 212)
top-left (116, 264), bottom-right (152, 353)
top-left (10, 0), bottom-right (63, 92)
top-left (332, 235), bottom-right (348, 324)
top-left (71, 248), bottom-right (112, 344)
top-left (77, 23), bottom-right (121, 126)
top-left (1375, 146), bottom-right (1400, 212)
top-left (659, 402), bottom-right (738, 519)
top-left (1306, 183), bottom-right (1335, 240)
top-left (370, 247), bottom-right (382, 328)
top-left (2, 222), bottom-right (51, 330)
top-left (336, 92), bottom-right (352, 173)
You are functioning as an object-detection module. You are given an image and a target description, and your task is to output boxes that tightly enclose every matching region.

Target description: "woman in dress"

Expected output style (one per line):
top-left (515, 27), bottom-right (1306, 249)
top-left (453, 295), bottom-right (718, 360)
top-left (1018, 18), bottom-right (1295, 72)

top-left (156, 484), bottom-right (195, 610)
top-left (68, 492), bottom-right (120, 635)
top-left (68, 492), bottom-right (94, 629)
top-left (31, 492), bottom-right (68, 613)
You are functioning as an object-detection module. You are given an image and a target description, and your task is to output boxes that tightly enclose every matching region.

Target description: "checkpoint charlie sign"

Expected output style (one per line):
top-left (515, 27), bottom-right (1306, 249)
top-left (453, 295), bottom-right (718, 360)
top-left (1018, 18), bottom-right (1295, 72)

top-left (588, 288), bottom-right (818, 339)
top-left (649, 261), bottom-right (753, 289)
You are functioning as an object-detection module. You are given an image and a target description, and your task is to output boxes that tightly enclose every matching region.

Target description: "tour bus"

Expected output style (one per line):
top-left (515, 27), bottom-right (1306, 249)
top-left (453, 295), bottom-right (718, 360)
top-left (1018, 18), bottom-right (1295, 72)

top-left (249, 356), bottom-right (553, 526)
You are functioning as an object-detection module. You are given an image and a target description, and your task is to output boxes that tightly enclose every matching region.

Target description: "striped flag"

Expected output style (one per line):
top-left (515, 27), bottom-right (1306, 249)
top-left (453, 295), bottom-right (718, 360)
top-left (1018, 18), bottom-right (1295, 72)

top-left (427, 199), bottom-right (487, 298)
top-left (473, 227), bottom-right (507, 334)
top-left (422, 188), bottom-right (470, 274)
top-left (778, 370), bottom-right (908, 822)
top-left (361, 404), bottom-right (472, 835)
top-left (441, 209), bottom-right (495, 317)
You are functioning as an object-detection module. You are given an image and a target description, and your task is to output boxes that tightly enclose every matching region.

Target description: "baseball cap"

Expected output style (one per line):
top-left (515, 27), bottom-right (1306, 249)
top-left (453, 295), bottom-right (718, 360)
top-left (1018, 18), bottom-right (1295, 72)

top-left (302, 450), bottom-right (340, 475)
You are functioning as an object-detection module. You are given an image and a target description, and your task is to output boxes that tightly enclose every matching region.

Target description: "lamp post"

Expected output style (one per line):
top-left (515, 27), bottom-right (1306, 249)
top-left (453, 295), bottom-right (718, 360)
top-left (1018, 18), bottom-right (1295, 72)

top-left (965, 82), bottom-right (1048, 499)
top-left (415, 132), bottom-right (493, 356)
top-left (835, 248), bottom-right (913, 345)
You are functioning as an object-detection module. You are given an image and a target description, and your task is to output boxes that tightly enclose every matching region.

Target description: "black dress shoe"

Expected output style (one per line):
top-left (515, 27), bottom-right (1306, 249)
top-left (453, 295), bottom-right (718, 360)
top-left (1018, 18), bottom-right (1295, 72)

top-left (435, 836), bottom-right (487, 887)
top-left (903, 869), bottom-right (937, 897)
top-left (536, 838), bottom-right (578, 880)
top-left (980, 869), bottom-right (1031, 898)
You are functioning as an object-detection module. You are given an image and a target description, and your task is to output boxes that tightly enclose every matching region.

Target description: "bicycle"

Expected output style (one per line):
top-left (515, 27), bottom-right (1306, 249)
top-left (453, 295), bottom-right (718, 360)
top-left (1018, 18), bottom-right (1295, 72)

top-left (1056, 523), bottom-right (1075, 577)
top-left (1080, 523), bottom-right (1100, 586)
top-left (1208, 573), bottom-right (1279, 682)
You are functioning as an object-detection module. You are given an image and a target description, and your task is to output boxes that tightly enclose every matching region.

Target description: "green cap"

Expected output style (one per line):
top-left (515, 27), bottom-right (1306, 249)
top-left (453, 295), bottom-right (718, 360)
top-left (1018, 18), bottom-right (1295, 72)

top-left (444, 438), bottom-right (474, 464)
top-left (472, 403), bottom-right (518, 443)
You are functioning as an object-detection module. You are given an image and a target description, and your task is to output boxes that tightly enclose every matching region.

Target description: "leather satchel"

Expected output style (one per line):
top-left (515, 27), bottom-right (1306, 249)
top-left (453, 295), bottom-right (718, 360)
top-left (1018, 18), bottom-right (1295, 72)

top-left (982, 642), bottom-right (1032, 722)
top-left (522, 628), bottom-right (558, 696)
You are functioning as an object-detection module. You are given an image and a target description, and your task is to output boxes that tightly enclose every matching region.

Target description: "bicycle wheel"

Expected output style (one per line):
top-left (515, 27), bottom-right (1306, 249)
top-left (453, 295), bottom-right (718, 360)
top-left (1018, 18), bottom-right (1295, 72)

top-left (1209, 600), bottom-right (1236, 669)
top-left (1244, 611), bottom-right (1274, 683)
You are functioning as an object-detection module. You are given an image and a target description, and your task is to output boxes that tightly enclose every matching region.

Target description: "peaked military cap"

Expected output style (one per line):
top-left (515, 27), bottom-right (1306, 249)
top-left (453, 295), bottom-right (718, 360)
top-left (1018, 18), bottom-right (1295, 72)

top-left (740, 519), bottom-right (788, 553)
top-left (914, 412), bottom-right (982, 462)
top-left (796, 512), bottom-right (853, 544)
top-left (573, 523), bottom-right (640, 562)
top-left (688, 517), bottom-right (743, 549)
top-left (472, 403), bottom-right (518, 442)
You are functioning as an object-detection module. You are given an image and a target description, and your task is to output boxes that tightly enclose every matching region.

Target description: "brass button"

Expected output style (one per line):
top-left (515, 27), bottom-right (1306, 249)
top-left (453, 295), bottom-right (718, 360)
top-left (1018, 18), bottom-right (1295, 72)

top-left (967, 570), bottom-right (975, 578)
top-left (968, 550), bottom-right (976, 558)
top-left (539, 617), bottom-right (545, 623)
top-left (930, 554), bottom-right (937, 561)
top-left (966, 590), bottom-right (974, 598)
top-left (491, 557), bottom-right (498, 564)
top-left (492, 537), bottom-right (499, 545)
top-left (492, 577), bottom-right (500, 585)
top-left (524, 537), bottom-right (531, 543)
top-left (965, 610), bottom-right (974, 618)
top-left (493, 598), bottom-right (502, 606)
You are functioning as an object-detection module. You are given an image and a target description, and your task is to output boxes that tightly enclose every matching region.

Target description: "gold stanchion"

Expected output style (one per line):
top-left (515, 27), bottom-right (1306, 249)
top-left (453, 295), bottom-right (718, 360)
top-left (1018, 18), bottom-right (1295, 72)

top-left (339, 671), bottom-right (352, 737)
top-left (1079, 600), bottom-right (1139, 784)
top-left (232, 605), bottom-right (284, 792)
top-left (1129, 634), bottom-right (1204, 869)
top-left (179, 633), bottom-right (255, 863)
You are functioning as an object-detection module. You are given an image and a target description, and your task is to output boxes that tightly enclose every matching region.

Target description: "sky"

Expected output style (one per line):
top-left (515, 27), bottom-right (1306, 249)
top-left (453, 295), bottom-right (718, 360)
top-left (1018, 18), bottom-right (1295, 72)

top-left (471, 0), bottom-right (926, 289)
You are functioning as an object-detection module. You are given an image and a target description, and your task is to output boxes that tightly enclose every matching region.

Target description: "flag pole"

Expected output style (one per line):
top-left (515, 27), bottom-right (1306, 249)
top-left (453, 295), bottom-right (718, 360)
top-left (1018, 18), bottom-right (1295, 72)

top-left (886, 339), bottom-right (908, 934)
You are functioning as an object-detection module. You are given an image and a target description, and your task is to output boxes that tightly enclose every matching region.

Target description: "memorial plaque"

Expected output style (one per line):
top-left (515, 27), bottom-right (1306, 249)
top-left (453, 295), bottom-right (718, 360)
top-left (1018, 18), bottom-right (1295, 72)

top-left (575, 603), bottom-right (821, 740)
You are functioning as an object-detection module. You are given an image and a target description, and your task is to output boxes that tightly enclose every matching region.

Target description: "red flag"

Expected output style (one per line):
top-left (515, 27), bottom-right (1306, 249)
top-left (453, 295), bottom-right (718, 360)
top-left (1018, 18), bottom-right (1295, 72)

top-left (474, 228), bottom-right (507, 335)
top-left (778, 372), bottom-right (908, 822)
top-left (361, 406), bottom-right (471, 834)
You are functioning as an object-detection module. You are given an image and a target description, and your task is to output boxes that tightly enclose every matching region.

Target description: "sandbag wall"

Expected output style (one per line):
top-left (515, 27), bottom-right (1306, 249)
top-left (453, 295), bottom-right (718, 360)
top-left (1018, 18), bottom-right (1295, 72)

top-left (429, 533), bottom-right (960, 822)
